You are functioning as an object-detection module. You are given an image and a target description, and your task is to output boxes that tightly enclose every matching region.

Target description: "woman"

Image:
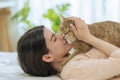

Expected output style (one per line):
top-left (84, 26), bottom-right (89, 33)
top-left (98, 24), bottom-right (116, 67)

top-left (17, 17), bottom-right (120, 80)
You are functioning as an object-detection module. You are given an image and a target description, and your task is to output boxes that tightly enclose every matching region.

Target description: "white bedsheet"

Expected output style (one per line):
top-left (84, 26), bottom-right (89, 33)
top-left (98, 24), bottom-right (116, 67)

top-left (0, 52), bottom-right (61, 80)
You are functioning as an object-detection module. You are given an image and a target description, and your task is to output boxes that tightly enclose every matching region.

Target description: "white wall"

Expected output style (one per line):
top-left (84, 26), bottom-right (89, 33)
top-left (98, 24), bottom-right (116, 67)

top-left (9, 0), bottom-right (120, 51)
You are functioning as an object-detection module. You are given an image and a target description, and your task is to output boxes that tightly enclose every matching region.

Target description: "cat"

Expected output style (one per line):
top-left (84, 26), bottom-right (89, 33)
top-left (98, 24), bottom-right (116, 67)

top-left (60, 16), bottom-right (120, 66)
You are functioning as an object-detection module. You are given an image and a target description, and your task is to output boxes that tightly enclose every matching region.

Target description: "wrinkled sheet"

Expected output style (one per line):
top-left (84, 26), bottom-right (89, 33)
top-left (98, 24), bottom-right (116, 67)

top-left (0, 52), bottom-right (61, 80)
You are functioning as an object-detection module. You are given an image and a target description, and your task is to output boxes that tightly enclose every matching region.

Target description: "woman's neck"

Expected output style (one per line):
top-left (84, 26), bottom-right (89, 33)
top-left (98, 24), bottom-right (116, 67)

top-left (52, 62), bottom-right (62, 73)
top-left (51, 57), bottom-right (67, 73)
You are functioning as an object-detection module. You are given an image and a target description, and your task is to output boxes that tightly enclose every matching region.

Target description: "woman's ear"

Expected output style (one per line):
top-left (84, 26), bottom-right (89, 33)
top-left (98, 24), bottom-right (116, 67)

top-left (42, 53), bottom-right (54, 62)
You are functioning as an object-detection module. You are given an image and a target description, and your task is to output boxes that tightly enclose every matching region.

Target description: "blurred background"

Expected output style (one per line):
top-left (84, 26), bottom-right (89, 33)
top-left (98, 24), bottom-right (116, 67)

top-left (0, 0), bottom-right (120, 52)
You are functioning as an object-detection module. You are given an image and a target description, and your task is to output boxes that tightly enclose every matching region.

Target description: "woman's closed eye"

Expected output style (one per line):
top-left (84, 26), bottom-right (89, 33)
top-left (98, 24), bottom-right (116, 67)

top-left (53, 34), bottom-right (58, 42)
top-left (53, 36), bottom-right (57, 42)
top-left (51, 34), bottom-right (57, 42)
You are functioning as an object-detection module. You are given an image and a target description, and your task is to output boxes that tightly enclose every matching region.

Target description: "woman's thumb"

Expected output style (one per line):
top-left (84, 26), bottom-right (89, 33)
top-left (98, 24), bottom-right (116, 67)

top-left (70, 24), bottom-right (77, 33)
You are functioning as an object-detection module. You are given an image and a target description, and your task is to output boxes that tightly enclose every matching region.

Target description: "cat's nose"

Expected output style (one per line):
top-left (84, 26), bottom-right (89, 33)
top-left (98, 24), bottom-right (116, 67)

top-left (58, 34), bottom-right (65, 40)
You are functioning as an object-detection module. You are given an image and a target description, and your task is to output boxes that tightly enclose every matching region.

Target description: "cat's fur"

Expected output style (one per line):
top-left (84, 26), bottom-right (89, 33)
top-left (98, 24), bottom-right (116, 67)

top-left (60, 16), bottom-right (120, 66)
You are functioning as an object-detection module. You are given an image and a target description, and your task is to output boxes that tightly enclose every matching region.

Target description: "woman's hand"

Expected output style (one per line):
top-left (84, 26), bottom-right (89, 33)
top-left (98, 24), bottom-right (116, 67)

top-left (68, 17), bottom-right (92, 41)
top-left (69, 17), bottom-right (119, 56)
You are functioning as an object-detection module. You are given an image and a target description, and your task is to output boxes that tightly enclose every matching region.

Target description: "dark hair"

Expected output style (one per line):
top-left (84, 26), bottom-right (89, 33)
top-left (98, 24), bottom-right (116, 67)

top-left (17, 25), bottom-right (58, 77)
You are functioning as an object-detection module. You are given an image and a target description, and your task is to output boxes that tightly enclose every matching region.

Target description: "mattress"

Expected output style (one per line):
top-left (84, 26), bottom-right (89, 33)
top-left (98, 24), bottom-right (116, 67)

top-left (0, 52), bottom-right (61, 80)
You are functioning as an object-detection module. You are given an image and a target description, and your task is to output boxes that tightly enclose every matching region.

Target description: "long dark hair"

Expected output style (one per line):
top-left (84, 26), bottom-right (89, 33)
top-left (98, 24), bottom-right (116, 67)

top-left (17, 25), bottom-right (58, 77)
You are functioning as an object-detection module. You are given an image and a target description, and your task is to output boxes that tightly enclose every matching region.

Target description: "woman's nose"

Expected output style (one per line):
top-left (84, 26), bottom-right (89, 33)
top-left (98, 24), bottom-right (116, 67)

top-left (59, 33), bottom-right (66, 40)
top-left (57, 34), bottom-right (64, 40)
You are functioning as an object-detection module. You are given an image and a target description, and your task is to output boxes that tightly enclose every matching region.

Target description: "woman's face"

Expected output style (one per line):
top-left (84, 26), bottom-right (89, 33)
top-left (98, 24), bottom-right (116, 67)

top-left (43, 28), bottom-right (72, 62)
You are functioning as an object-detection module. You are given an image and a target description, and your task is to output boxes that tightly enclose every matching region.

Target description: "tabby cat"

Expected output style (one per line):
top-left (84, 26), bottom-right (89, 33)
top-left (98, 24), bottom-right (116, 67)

top-left (60, 16), bottom-right (120, 66)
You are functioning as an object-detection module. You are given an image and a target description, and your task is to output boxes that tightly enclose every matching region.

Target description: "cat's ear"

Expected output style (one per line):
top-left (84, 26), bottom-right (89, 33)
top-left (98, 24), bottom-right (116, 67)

top-left (61, 15), bottom-right (66, 22)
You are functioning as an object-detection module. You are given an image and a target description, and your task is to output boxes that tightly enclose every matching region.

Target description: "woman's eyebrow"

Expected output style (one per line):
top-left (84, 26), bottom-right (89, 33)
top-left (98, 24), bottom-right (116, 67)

top-left (50, 33), bottom-right (54, 41)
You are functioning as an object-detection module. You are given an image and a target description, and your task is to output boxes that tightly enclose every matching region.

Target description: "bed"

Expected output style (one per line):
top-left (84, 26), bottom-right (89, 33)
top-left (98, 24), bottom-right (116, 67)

top-left (0, 52), bottom-right (61, 80)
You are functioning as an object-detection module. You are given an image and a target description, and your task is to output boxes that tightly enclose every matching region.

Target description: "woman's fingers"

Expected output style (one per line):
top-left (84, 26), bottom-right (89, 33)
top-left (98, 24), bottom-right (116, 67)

top-left (70, 23), bottom-right (78, 35)
top-left (68, 16), bottom-right (79, 19)
top-left (68, 16), bottom-right (81, 22)
top-left (68, 16), bottom-right (90, 41)
top-left (68, 16), bottom-right (77, 20)
top-left (68, 17), bottom-right (84, 27)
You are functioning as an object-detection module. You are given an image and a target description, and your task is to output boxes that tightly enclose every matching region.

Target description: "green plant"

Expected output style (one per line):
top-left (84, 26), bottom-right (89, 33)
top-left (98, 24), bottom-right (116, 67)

top-left (43, 3), bottom-right (70, 33)
top-left (11, 0), bottom-right (34, 31)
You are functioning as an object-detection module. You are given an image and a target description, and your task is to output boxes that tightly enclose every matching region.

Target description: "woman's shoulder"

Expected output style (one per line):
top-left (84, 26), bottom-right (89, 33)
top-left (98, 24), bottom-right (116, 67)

top-left (60, 54), bottom-right (90, 78)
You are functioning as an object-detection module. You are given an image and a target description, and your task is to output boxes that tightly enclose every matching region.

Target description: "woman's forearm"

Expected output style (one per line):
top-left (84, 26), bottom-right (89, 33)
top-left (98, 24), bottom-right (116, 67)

top-left (68, 17), bottom-right (119, 56)
top-left (84, 35), bottom-right (119, 56)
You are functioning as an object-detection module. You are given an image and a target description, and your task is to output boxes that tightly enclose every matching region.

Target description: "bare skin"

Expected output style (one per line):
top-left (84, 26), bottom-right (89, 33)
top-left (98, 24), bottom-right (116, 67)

top-left (69, 17), bottom-right (119, 56)
top-left (42, 16), bottom-right (119, 73)
top-left (43, 28), bottom-right (72, 72)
